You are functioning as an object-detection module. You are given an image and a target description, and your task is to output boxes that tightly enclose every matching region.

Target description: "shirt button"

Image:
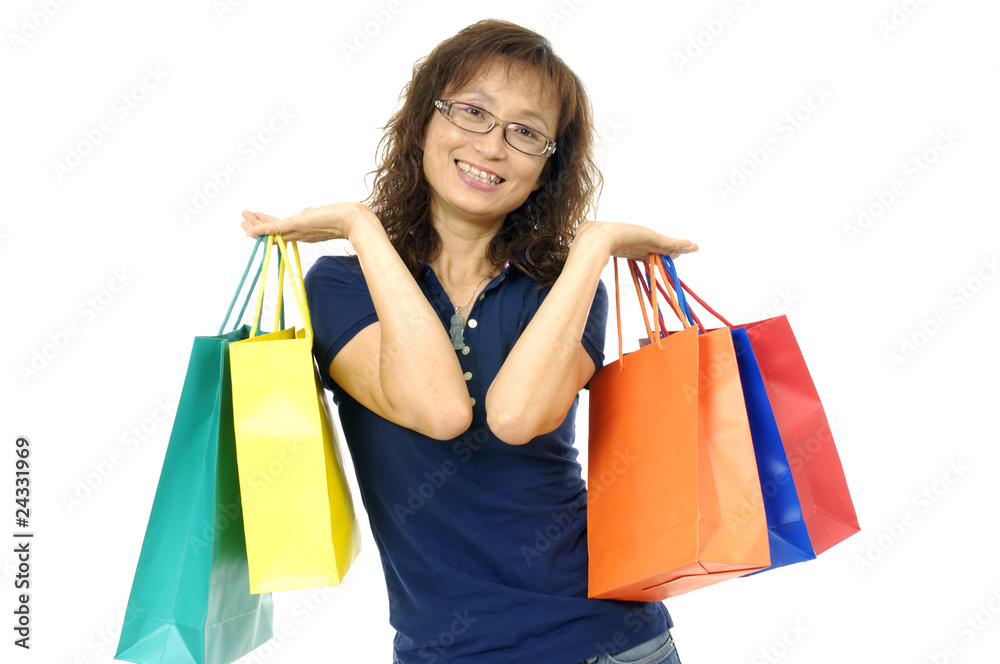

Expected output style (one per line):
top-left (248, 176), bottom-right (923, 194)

top-left (461, 346), bottom-right (470, 355)
top-left (470, 397), bottom-right (476, 406)
top-left (468, 319), bottom-right (478, 328)
top-left (464, 371), bottom-right (472, 381)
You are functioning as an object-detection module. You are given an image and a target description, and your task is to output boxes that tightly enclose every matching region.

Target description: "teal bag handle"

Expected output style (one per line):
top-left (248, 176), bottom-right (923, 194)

top-left (219, 236), bottom-right (285, 334)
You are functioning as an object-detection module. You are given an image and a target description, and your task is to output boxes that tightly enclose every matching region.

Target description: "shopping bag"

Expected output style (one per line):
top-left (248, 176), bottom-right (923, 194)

top-left (587, 256), bottom-right (769, 601)
top-left (661, 257), bottom-right (860, 555)
top-left (117, 238), bottom-right (274, 664)
top-left (229, 234), bottom-right (361, 593)
top-left (654, 257), bottom-right (816, 572)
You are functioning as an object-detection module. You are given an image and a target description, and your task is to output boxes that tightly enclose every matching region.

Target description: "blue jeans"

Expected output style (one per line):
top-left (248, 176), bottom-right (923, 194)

top-left (582, 630), bottom-right (680, 664)
top-left (392, 630), bottom-right (682, 664)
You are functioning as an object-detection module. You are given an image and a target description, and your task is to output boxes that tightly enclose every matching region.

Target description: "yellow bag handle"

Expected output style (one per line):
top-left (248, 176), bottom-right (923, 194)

top-left (250, 234), bottom-right (313, 343)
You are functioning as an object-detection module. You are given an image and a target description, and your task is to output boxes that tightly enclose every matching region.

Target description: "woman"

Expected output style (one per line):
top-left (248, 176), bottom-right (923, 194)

top-left (241, 18), bottom-right (696, 664)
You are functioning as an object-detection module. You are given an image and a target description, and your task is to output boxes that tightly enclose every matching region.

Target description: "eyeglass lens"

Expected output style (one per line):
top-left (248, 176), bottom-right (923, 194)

top-left (446, 102), bottom-right (549, 155)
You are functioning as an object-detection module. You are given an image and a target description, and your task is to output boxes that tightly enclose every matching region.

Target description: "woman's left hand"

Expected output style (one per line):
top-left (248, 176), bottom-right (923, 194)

top-left (573, 220), bottom-right (698, 262)
top-left (486, 220), bottom-right (697, 445)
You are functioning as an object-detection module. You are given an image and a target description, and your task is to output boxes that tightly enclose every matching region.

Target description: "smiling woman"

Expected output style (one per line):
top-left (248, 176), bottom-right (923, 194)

top-left (368, 21), bottom-right (602, 290)
top-left (240, 17), bottom-right (696, 664)
top-left (419, 60), bottom-right (561, 274)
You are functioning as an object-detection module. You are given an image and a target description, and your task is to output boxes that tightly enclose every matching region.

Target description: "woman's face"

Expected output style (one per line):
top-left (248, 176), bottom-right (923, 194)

top-left (422, 62), bottom-right (559, 232)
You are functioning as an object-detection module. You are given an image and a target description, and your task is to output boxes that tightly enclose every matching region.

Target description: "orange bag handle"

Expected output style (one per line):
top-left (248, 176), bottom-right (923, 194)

top-left (629, 255), bottom-right (689, 334)
top-left (610, 253), bottom-right (691, 371)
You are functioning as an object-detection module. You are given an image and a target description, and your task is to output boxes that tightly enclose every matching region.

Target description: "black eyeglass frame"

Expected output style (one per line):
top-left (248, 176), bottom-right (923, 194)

top-left (433, 99), bottom-right (557, 157)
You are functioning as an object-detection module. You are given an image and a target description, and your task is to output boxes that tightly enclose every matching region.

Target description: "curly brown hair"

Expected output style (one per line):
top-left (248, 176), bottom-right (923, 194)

top-left (363, 18), bottom-right (602, 287)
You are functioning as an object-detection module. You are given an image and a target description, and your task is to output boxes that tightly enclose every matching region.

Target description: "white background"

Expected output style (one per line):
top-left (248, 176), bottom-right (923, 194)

top-left (3, 1), bottom-right (999, 663)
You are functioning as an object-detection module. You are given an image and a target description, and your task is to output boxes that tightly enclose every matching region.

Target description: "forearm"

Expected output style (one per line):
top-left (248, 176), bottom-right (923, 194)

top-left (348, 208), bottom-right (472, 432)
top-left (485, 228), bottom-right (610, 445)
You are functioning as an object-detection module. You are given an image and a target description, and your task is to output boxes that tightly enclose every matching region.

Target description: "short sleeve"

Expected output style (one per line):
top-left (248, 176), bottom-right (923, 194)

top-left (303, 255), bottom-right (378, 392)
top-left (580, 278), bottom-right (608, 387)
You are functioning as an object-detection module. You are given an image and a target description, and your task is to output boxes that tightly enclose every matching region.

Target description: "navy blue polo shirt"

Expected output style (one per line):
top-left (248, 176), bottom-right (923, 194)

top-left (304, 255), bottom-right (671, 664)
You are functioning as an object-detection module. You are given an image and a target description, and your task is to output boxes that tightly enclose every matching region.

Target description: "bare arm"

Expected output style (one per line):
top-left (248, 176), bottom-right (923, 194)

top-left (241, 204), bottom-right (472, 440)
top-left (484, 221), bottom-right (697, 445)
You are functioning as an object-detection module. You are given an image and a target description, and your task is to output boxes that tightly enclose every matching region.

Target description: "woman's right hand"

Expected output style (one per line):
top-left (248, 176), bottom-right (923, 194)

top-left (240, 202), bottom-right (374, 243)
top-left (241, 200), bottom-right (473, 440)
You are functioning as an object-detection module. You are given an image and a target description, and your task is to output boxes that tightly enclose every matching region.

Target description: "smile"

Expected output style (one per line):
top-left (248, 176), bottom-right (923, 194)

top-left (456, 160), bottom-right (504, 185)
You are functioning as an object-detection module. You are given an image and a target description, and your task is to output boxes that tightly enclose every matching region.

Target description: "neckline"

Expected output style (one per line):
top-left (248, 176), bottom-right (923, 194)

top-left (420, 259), bottom-right (511, 316)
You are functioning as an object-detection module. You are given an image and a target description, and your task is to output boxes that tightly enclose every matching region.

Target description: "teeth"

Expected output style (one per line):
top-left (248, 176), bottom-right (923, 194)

top-left (457, 160), bottom-right (502, 185)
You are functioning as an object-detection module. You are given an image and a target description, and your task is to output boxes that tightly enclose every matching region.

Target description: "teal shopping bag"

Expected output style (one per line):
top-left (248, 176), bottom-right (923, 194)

top-left (116, 239), bottom-right (277, 664)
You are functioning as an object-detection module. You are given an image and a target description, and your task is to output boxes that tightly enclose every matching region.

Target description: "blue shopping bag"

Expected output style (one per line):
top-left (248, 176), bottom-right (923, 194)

top-left (728, 326), bottom-right (816, 571)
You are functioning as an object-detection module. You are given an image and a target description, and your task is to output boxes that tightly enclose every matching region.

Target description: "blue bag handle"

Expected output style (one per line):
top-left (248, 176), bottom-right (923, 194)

top-left (632, 256), bottom-right (694, 337)
top-left (661, 255), bottom-right (695, 327)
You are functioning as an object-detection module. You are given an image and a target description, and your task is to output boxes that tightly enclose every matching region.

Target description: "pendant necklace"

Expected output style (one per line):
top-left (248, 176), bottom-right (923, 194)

top-left (449, 263), bottom-right (498, 350)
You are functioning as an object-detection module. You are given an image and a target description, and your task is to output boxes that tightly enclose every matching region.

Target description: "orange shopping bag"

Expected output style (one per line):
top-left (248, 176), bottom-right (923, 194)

top-left (587, 255), bottom-right (770, 601)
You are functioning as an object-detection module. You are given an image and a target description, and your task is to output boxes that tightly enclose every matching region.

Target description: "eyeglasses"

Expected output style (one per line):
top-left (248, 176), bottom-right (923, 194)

top-left (433, 99), bottom-right (557, 157)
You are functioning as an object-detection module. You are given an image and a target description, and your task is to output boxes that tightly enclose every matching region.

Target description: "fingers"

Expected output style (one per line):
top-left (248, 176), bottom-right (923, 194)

top-left (610, 242), bottom-right (698, 262)
top-left (666, 240), bottom-right (699, 259)
top-left (241, 209), bottom-right (283, 238)
top-left (652, 236), bottom-right (698, 261)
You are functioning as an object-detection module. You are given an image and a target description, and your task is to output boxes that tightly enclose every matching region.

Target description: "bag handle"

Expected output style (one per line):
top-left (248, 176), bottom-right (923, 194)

top-left (278, 236), bottom-right (312, 335)
top-left (635, 254), bottom-right (715, 333)
top-left (651, 255), bottom-right (703, 332)
top-left (218, 236), bottom-right (285, 334)
top-left (628, 256), bottom-right (690, 337)
top-left (659, 254), bottom-right (735, 329)
top-left (273, 247), bottom-right (286, 334)
top-left (609, 253), bottom-right (691, 370)
top-left (659, 255), bottom-right (694, 326)
top-left (218, 236), bottom-right (286, 335)
top-left (610, 258), bottom-right (645, 371)
top-left (219, 236), bottom-right (263, 334)
top-left (250, 234), bottom-right (313, 342)
top-left (610, 257), bottom-right (652, 371)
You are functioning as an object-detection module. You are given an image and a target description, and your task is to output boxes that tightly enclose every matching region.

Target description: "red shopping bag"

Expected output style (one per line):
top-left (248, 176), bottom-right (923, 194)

top-left (659, 273), bottom-right (860, 555)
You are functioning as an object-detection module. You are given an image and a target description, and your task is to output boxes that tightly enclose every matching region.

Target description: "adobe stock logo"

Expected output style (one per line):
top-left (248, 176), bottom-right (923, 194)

top-left (8, 0), bottom-right (72, 53)
top-left (393, 428), bottom-right (488, 526)
top-left (671, 0), bottom-right (758, 73)
top-left (212, 0), bottom-right (250, 20)
top-left (417, 611), bottom-right (478, 664)
top-left (61, 397), bottom-right (177, 514)
top-left (716, 85), bottom-right (833, 202)
top-left (339, 1), bottom-right (407, 63)
top-left (843, 126), bottom-right (958, 244)
top-left (927, 589), bottom-right (1000, 664)
top-left (18, 269), bottom-right (135, 385)
top-left (853, 459), bottom-right (969, 575)
top-left (877, 0), bottom-right (933, 40)
top-left (51, 65), bottom-right (168, 182)
top-left (544, 0), bottom-right (592, 30)
top-left (886, 255), bottom-right (997, 372)
top-left (750, 620), bottom-right (808, 664)
top-left (178, 107), bottom-right (295, 224)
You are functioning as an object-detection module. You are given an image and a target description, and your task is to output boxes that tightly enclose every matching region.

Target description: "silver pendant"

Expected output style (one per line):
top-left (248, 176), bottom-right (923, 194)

top-left (449, 312), bottom-right (465, 349)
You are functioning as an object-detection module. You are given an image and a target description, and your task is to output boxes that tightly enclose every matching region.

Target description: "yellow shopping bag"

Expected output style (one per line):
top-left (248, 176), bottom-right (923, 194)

top-left (229, 234), bottom-right (361, 593)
